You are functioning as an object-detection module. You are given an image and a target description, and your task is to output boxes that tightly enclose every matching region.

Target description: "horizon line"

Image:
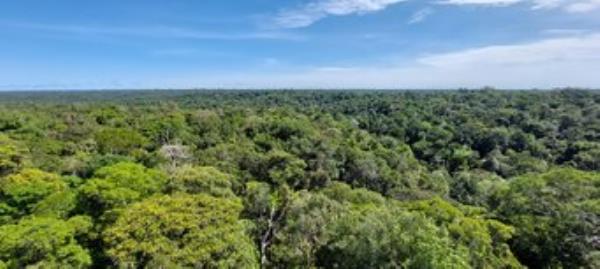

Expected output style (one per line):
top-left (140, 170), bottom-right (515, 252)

top-left (1, 87), bottom-right (599, 92)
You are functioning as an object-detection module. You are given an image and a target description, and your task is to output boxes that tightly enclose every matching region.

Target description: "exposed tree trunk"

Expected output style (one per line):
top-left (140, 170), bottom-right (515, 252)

top-left (260, 199), bottom-right (289, 268)
top-left (260, 207), bottom-right (276, 268)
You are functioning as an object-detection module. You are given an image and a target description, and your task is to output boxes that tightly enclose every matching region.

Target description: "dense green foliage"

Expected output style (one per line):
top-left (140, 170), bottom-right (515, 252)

top-left (0, 89), bottom-right (599, 268)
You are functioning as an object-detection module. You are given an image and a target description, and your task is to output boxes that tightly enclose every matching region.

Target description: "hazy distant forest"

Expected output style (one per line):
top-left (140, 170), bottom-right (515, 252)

top-left (0, 90), bottom-right (599, 269)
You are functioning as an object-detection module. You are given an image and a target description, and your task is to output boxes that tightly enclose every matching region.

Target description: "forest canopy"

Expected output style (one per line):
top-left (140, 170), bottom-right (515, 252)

top-left (0, 89), bottom-right (599, 268)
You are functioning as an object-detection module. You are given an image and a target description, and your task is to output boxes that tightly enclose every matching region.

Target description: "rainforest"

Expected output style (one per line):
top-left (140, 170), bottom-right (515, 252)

top-left (0, 90), bottom-right (599, 268)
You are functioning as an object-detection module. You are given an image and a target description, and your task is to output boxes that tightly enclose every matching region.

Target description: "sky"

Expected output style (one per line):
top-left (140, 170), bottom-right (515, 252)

top-left (0, 0), bottom-right (599, 90)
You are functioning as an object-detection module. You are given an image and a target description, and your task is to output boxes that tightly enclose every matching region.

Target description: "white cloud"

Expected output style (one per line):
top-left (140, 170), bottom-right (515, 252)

top-left (440, 0), bottom-right (600, 12)
top-left (439, 0), bottom-right (524, 6)
top-left (531, 0), bottom-right (564, 9)
top-left (274, 0), bottom-right (407, 28)
top-left (564, 0), bottom-right (600, 12)
top-left (3, 22), bottom-right (600, 90)
top-left (418, 33), bottom-right (600, 67)
top-left (271, 0), bottom-right (597, 29)
top-left (408, 7), bottom-right (435, 24)
top-left (203, 33), bottom-right (600, 89)
top-left (542, 28), bottom-right (591, 36)
top-left (10, 33), bottom-right (597, 90)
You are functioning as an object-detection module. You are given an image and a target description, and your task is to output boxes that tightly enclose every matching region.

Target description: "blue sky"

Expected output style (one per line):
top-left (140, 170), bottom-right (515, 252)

top-left (1, 0), bottom-right (599, 89)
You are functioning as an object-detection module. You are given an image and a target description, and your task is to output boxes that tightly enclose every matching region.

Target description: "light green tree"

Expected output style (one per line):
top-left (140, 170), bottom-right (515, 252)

top-left (104, 193), bottom-right (258, 268)
top-left (166, 165), bottom-right (235, 197)
top-left (0, 216), bottom-right (93, 268)
top-left (78, 162), bottom-right (167, 216)
top-left (0, 134), bottom-right (26, 177)
top-left (0, 169), bottom-right (70, 223)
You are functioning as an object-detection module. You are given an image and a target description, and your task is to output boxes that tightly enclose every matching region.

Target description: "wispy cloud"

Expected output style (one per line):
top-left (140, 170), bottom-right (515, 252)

top-left (49, 33), bottom-right (598, 90)
top-left (271, 0), bottom-right (597, 29)
top-left (439, 0), bottom-right (524, 6)
top-left (564, 0), bottom-right (600, 12)
top-left (1, 21), bottom-right (303, 41)
top-left (531, 0), bottom-right (563, 9)
top-left (5, 32), bottom-right (598, 90)
top-left (273, 0), bottom-right (408, 28)
top-left (418, 33), bottom-right (600, 67)
top-left (439, 0), bottom-right (600, 13)
top-left (542, 28), bottom-right (591, 36)
top-left (189, 33), bottom-right (600, 89)
top-left (261, 57), bottom-right (282, 67)
top-left (408, 7), bottom-right (435, 24)
top-left (150, 48), bottom-right (199, 56)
